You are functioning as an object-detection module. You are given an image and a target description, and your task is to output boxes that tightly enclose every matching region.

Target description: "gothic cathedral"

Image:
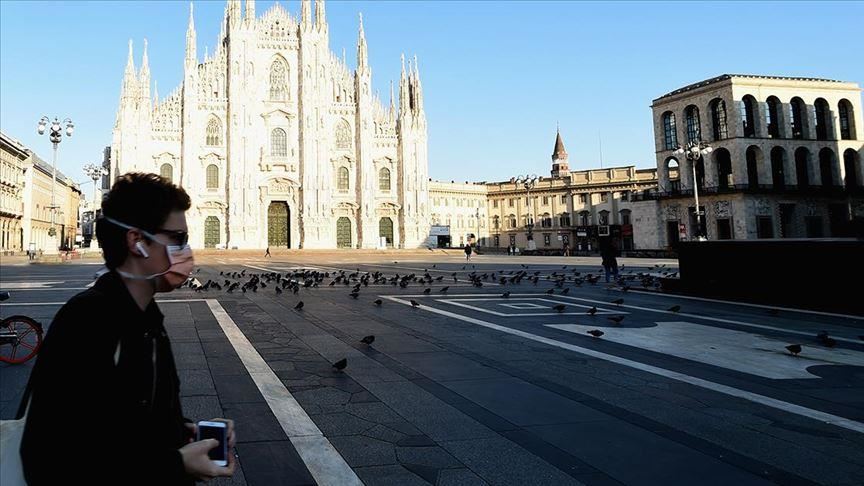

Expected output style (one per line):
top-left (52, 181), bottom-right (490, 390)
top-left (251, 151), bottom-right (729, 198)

top-left (111, 0), bottom-right (430, 249)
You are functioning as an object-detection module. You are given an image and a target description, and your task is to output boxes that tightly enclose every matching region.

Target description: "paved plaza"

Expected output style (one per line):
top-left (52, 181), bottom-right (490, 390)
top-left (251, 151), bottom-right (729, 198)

top-left (2, 251), bottom-right (863, 485)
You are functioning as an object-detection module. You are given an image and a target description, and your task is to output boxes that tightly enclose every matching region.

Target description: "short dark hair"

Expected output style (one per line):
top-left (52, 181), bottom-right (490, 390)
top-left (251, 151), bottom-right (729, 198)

top-left (96, 172), bottom-right (191, 269)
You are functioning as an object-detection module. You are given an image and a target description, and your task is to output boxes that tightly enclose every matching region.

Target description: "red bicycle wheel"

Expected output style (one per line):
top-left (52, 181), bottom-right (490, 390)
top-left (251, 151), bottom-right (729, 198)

top-left (0, 315), bottom-right (43, 364)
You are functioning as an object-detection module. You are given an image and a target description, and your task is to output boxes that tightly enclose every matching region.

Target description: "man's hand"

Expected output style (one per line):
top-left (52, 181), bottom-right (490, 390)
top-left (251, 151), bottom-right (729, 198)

top-left (183, 418), bottom-right (235, 449)
top-left (179, 439), bottom-right (236, 481)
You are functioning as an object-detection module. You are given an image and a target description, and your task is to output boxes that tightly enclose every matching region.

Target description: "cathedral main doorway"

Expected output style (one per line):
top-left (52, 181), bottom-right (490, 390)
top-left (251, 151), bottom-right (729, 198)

top-left (336, 217), bottom-right (352, 248)
top-left (268, 202), bottom-right (291, 248)
top-left (379, 217), bottom-right (394, 247)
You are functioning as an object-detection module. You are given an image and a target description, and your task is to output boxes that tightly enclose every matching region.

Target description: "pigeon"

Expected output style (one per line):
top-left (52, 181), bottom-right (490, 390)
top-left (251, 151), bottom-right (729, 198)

top-left (360, 335), bottom-right (375, 345)
top-left (611, 298), bottom-right (624, 305)
top-left (545, 289), bottom-right (555, 295)
top-left (423, 288), bottom-right (431, 295)
top-left (821, 337), bottom-right (837, 348)
top-left (349, 292), bottom-right (359, 299)
top-left (607, 315), bottom-right (625, 324)
top-left (553, 304), bottom-right (566, 312)
top-left (275, 286), bottom-right (282, 294)
top-left (410, 300), bottom-right (420, 308)
top-left (439, 286), bottom-right (449, 294)
top-left (501, 291), bottom-right (510, 298)
top-left (587, 306), bottom-right (598, 316)
top-left (332, 358), bottom-right (347, 371)
top-left (294, 301), bottom-right (304, 310)
top-left (587, 329), bottom-right (604, 338)
top-left (667, 305), bottom-right (681, 313)
top-left (561, 287), bottom-right (570, 295)
top-left (785, 344), bottom-right (802, 356)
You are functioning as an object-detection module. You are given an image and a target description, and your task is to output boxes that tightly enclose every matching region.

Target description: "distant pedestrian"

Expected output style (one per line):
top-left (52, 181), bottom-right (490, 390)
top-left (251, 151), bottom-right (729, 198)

top-left (264, 246), bottom-right (271, 258)
top-left (563, 243), bottom-right (570, 257)
top-left (507, 245), bottom-right (512, 256)
top-left (600, 238), bottom-right (619, 283)
top-left (464, 243), bottom-right (473, 261)
top-left (19, 173), bottom-right (236, 485)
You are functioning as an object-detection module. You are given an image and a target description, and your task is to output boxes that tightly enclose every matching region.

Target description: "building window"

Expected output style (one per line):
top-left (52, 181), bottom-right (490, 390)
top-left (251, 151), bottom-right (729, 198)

top-left (819, 148), bottom-right (836, 186)
top-left (756, 216), bottom-right (774, 239)
top-left (509, 235), bottom-right (516, 247)
top-left (270, 128), bottom-right (287, 157)
top-left (790, 97), bottom-right (806, 139)
top-left (619, 209), bottom-right (631, 226)
top-left (710, 98), bottom-right (728, 141)
top-left (204, 216), bottom-right (220, 248)
top-left (493, 200), bottom-right (499, 208)
top-left (494, 235), bottom-right (500, 247)
top-left (541, 214), bottom-right (552, 228)
top-left (685, 105), bottom-right (701, 143)
top-left (578, 194), bottom-right (587, 204)
top-left (598, 210), bottom-right (609, 225)
top-left (379, 167), bottom-right (391, 191)
top-left (814, 98), bottom-right (830, 141)
top-left (662, 111), bottom-right (678, 150)
top-left (337, 167), bottom-right (349, 191)
top-left (543, 234), bottom-right (551, 246)
top-left (160, 163), bottom-right (172, 183)
top-left (492, 216), bottom-right (500, 229)
top-left (716, 219), bottom-right (732, 239)
top-left (839, 99), bottom-right (855, 140)
top-left (206, 117), bottom-right (222, 146)
top-left (746, 146), bottom-right (761, 188)
top-left (845, 149), bottom-right (860, 188)
top-left (795, 147), bottom-right (810, 188)
top-left (600, 192), bottom-right (608, 203)
top-left (741, 96), bottom-right (758, 138)
top-left (335, 120), bottom-right (352, 150)
top-left (269, 58), bottom-right (288, 100)
top-left (508, 198), bottom-right (514, 207)
top-left (206, 164), bottom-right (219, 189)
top-left (542, 196), bottom-right (549, 205)
top-left (559, 213), bottom-right (571, 227)
top-left (579, 211), bottom-right (590, 226)
top-left (766, 96), bottom-right (782, 138)
top-left (560, 194), bottom-right (567, 203)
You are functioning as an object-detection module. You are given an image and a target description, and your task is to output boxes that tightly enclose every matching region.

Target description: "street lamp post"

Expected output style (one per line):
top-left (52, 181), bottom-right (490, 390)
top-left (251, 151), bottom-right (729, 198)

top-left (475, 207), bottom-right (481, 247)
top-left (37, 116), bottom-right (74, 254)
top-left (674, 140), bottom-right (713, 241)
top-left (82, 163), bottom-right (108, 249)
top-left (515, 174), bottom-right (539, 250)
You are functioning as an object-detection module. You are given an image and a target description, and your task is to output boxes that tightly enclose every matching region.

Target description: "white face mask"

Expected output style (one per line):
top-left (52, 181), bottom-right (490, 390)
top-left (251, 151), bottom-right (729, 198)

top-left (99, 216), bottom-right (195, 288)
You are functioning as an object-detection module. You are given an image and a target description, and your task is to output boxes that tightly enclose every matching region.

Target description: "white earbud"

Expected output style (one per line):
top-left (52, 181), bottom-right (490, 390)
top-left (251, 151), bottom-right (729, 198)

top-left (136, 241), bottom-right (150, 258)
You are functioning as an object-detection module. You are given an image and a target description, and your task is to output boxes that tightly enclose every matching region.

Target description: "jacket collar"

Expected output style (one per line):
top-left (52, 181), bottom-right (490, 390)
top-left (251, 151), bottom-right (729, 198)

top-left (93, 270), bottom-right (164, 327)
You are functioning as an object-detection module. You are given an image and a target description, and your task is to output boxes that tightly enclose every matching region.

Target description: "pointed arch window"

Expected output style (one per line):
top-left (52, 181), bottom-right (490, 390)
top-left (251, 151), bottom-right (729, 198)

top-left (766, 97), bottom-right (782, 138)
top-left (270, 128), bottom-right (287, 157)
top-left (269, 59), bottom-right (288, 101)
top-left (335, 120), bottom-right (352, 150)
top-left (379, 167), bottom-right (391, 191)
top-left (662, 112), bottom-right (677, 150)
top-left (790, 97), bottom-right (806, 139)
top-left (741, 96), bottom-right (757, 138)
top-left (815, 98), bottom-right (830, 140)
top-left (337, 166), bottom-right (349, 191)
top-left (206, 117), bottom-right (222, 146)
top-left (206, 164), bottom-right (219, 189)
top-left (685, 105), bottom-right (701, 143)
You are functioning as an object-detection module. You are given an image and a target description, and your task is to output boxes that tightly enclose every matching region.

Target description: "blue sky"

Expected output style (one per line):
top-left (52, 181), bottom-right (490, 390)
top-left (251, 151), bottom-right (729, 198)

top-left (2, 1), bottom-right (862, 185)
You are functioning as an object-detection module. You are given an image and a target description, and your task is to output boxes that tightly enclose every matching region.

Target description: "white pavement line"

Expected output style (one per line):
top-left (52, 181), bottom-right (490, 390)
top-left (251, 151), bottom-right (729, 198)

top-left (205, 299), bottom-right (362, 486)
top-left (437, 298), bottom-right (624, 317)
top-left (381, 295), bottom-right (864, 435)
top-left (0, 287), bottom-right (88, 291)
top-left (621, 289), bottom-right (864, 320)
top-left (1, 302), bottom-right (65, 306)
top-left (548, 294), bottom-right (864, 345)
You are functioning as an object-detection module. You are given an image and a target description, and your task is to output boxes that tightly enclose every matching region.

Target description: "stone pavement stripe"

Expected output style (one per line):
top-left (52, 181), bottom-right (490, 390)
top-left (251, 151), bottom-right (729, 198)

top-left (381, 295), bottom-right (864, 435)
top-left (622, 288), bottom-right (864, 320)
top-left (413, 292), bottom-right (864, 345)
top-left (205, 299), bottom-right (363, 486)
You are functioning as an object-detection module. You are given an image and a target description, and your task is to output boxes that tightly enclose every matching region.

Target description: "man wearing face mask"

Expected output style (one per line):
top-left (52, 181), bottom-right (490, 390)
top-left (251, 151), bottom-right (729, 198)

top-left (19, 173), bottom-right (236, 485)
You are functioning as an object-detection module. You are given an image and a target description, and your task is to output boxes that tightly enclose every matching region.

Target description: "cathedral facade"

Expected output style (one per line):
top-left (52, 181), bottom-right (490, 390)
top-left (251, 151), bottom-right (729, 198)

top-left (112, 0), bottom-right (430, 249)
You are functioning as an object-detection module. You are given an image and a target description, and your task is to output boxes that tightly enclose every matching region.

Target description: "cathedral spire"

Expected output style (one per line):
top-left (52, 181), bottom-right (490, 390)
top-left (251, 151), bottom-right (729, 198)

top-left (389, 80), bottom-right (396, 120)
top-left (139, 38), bottom-right (151, 103)
top-left (356, 12), bottom-right (368, 76)
top-left (226, 0), bottom-right (241, 29)
top-left (245, 0), bottom-right (255, 22)
top-left (186, 2), bottom-right (197, 67)
top-left (153, 80), bottom-right (159, 107)
top-left (301, 0), bottom-right (311, 28)
top-left (315, 0), bottom-right (327, 31)
top-left (552, 128), bottom-right (567, 161)
top-left (121, 39), bottom-right (137, 102)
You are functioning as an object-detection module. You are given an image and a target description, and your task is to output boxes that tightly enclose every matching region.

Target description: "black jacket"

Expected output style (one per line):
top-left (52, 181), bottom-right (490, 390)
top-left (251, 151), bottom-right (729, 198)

top-left (20, 270), bottom-right (195, 485)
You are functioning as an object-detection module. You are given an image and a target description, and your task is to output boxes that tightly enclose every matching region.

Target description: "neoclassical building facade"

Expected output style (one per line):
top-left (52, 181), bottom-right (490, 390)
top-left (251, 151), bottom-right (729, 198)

top-left (112, 0), bottom-right (429, 249)
top-left (633, 74), bottom-right (863, 247)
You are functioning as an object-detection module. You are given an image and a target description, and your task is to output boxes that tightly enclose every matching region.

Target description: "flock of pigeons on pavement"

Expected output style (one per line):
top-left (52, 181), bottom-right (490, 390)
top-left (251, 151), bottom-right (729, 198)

top-left (181, 263), bottom-right (856, 371)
